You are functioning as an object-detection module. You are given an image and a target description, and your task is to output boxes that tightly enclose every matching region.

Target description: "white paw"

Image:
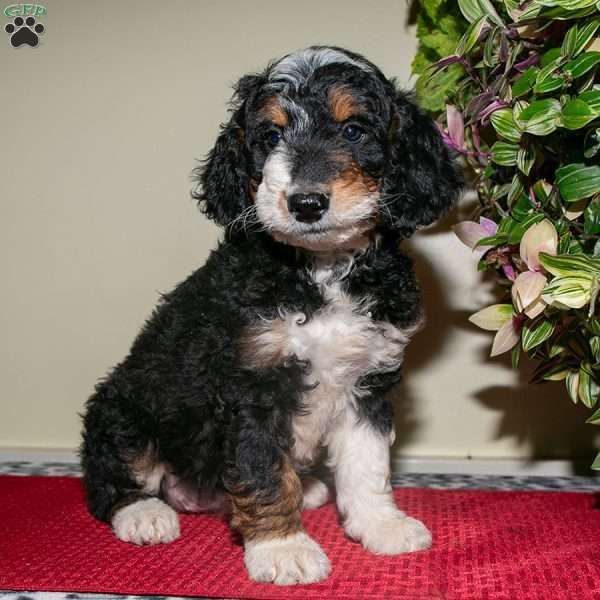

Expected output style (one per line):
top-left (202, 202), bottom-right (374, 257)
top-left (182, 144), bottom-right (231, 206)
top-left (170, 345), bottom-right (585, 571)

top-left (369, 322), bottom-right (412, 369)
top-left (346, 515), bottom-right (432, 555)
top-left (244, 531), bottom-right (331, 585)
top-left (302, 476), bottom-right (332, 510)
top-left (112, 497), bottom-right (180, 545)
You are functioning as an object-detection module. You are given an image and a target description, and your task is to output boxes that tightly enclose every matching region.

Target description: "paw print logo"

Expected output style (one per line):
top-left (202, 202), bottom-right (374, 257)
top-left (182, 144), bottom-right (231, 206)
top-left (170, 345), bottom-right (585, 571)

top-left (5, 16), bottom-right (45, 47)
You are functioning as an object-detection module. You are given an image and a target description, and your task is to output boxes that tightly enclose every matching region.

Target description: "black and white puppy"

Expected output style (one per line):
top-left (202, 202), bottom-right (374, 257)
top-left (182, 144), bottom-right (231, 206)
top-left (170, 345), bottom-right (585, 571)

top-left (81, 46), bottom-right (461, 585)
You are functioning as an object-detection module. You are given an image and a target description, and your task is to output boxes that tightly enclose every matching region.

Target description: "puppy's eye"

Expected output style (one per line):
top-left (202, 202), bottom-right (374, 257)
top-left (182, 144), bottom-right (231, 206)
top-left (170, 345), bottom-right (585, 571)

top-left (342, 124), bottom-right (365, 143)
top-left (264, 130), bottom-right (282, 148)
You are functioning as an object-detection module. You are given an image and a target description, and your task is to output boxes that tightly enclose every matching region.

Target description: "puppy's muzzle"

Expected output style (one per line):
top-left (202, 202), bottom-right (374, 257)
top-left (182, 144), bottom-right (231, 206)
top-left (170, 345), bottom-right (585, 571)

top-left (287, 193), bottom-right (329, 224)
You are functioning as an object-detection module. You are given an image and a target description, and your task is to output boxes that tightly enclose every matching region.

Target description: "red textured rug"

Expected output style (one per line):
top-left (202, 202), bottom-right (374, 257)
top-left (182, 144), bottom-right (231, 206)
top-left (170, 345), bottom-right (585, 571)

top-left (1, 476), bottom-right (599, 600)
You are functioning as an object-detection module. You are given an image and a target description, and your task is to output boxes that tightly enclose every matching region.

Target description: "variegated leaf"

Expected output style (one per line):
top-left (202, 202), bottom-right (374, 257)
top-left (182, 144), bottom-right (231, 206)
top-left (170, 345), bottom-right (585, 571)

top-left (542, 274), bottom-right (594, 309)
top-left (522, 319), bottom-right (555, 352)
top-left (469, 304), bottom-right (514, 331)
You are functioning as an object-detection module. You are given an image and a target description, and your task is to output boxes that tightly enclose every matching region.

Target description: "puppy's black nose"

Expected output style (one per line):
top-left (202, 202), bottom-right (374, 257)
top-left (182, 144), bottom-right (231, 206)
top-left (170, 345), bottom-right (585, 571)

top-left (287, 193), bottom-right (329, 223)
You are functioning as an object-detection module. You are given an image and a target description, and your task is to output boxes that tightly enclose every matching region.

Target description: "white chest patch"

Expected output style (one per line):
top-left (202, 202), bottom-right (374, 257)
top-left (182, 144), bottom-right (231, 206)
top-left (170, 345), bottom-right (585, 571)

top-left (241, 254), bottom-right (416, 466)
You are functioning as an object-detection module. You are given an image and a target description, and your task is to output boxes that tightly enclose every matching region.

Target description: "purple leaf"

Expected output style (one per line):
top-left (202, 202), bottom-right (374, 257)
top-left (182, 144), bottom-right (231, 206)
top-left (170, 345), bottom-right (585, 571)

top-left (467, 91), bottom-right (496, 123)
top-left (453, 220), bottom-right (497, 252)
top-left (528, 186), bottom-right (538, 205)
top-left (502, 263), bottom-right (517, 281)
top-left (446, 105), bottom-right (465, 150)
top-left (490, 317), bottom-right (521, 357)
top-left (499, 35), bottom-right (509, 63)
top-left (426, 55), bottom-right (462, 75)
top-left (479, 100), bottom-right (509, 123)
top-left (471, 124), bottom-right (482, 151)
top-left (514, 53), bottom-right (539, 72)
top-left (479, 216), bottom-right (499, 236)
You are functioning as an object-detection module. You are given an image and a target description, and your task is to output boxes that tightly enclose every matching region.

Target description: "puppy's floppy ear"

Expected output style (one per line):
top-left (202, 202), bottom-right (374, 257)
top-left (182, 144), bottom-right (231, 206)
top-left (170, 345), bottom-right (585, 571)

top-left (193, 74), bottom-right (265, 227)
top-left (382, 90), bottom-right (462, 238)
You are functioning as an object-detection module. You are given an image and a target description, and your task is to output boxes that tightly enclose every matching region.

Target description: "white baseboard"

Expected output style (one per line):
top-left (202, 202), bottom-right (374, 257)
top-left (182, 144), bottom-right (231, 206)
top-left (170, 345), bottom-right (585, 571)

top-left (0, 448), bottom-right (596, 477)
top-left (0, 447), bottom-right (79, 463)
top-left (392, 456), bottom-right (597, 477)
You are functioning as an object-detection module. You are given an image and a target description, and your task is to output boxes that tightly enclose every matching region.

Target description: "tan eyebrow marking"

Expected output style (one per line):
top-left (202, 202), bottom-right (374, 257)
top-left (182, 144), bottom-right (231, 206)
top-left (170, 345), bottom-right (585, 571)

top-left (328, 85), bottom-right (361, 123)
top-left (260, 96), bottom-right (289, 127)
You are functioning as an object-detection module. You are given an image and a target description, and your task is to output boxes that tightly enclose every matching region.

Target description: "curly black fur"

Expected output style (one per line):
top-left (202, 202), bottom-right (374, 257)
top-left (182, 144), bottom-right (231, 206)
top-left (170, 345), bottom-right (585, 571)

top-left (81, 46), bottom-right (461, 528)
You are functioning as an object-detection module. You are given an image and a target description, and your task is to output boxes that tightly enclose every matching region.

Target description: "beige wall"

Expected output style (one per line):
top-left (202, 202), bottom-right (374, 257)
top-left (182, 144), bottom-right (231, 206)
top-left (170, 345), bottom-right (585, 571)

top-left (1, 0), bottom-right (596, 460)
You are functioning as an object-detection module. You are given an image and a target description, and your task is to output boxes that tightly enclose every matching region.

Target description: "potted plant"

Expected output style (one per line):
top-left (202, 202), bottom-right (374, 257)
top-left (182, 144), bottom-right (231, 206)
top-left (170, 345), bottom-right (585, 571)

top-left (414, 0), bottom-right (600, 466)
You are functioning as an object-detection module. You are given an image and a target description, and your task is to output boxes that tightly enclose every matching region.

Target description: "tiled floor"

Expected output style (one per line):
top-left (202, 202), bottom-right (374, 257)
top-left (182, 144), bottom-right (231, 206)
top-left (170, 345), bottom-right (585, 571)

top-left (1, 461), bottom-right (598, 600)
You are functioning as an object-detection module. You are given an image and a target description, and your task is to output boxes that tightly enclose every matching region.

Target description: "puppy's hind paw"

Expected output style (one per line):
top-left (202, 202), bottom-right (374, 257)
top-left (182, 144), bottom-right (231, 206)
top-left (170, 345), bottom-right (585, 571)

top-left (112, 497), bottom-right (180, 545)
top-left (301, 476), bottom-right (332, 510)
top-left (244, 532), bottom-right (331, 585)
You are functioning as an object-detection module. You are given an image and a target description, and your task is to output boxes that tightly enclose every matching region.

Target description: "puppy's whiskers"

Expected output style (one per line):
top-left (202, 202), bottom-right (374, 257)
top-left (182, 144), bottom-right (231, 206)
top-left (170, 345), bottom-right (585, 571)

top-left (228, 205), bottom-right (261, 234)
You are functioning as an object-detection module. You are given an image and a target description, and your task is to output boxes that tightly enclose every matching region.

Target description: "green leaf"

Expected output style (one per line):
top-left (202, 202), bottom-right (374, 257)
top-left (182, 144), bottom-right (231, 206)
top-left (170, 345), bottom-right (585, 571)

top-left (533, 57), bottom-right (565, 95)
top-left (491, 183), bottom-right (512, 200)
top-left (543, 366), bottom-right (571, 381)
top-left (534, 74), bottom-right (566, 94)
top-left (541, 47), bottom-right (562, 67)
top-left (516, 99), bottom-right (561, 136)
top-left (579, 90), bottom-right (600, 114)
top-left (506, 40), bottom-right (525, 74)
top-left (491, 141), bottom-right (519, 166)
top-left (577, 71), bottom-right (597, 93)
top-left (587, 318), bottom-right (600, 335)
top-left (579, 365), bottom-right (599, 408)
top-left (542, 273), bottom-right (594, 309)
top-left (518, 1), bottom-right (542, 19)
top-left (512, 67), bottom-right (539, 98)
top-left (585, 201), bottom-right (600, 234)
top-left (457, 0), bottom-right (504, 25)
top-left (592, 451), bottom-right (600, 469)
top-left (511, 344), bottom-right (521, 368)
top-left (456, 15), bottom-right (489, 55)
top-left (474, 233), bottom-right (509, 247)
top-left (568, 238), bottom-right (585, 254)
top-left (532, 179), bottom-right (552, 203)
top-left (517, 143), bottom-right (536, 175)
top-left (556, 163), bottom-right (600, 202)
top-left (558, 232), bottom-right (571, 254)
top-left (566, 370), bottom-right (580, 403)
top-left (478, 0), bottom-right (505, 25)
top-left (543, 4), bottom-right (598, 19)
top-left (513, 100), bottom-right (529, 122)
top-left (565, 51), bottom-right (600, 78)
top-left (490, 109), bottom-right (522, 142)
top-left (561, 98), bottom-right (597, 129)
top-left (498, 215), bottom-right (515, 235)
top-left (561, 23), bottom-right (579, 57)
top-left (507, 173), bottom-right (526, 205)
top-left (483, 26), bottom-right (500, 67)
top-left (586, 405), bottom-right (600, 424)
top-left (584, 127), bottom-right (600, 158)
top-left (458, 0), bottom-right (484, 22)
top-left (572, 20), bottom-right (600, 56)
top-left (507, 213), bottom-right (545, 244)
top-left (522, 319), bottom-right (555, 352)
top-left (512, 192), bottom-right (536, 221)
top-left (549, 342), bottom-right (567, 358)
top-left (538, 252), bottom-right (600, 277)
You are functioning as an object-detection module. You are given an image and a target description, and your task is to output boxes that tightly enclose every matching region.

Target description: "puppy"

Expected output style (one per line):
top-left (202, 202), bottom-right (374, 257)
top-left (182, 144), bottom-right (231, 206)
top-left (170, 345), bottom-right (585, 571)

top-left (81, 46), bottom-right (461, 585)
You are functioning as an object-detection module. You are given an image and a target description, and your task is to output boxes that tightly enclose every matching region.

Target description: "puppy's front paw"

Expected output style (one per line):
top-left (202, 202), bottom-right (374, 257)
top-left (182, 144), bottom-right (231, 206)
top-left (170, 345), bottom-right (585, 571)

top-left (244, 532), bottom-right (331, 585)
top-left (112, 497), bottom-right (180, 545)
top-left (369, 322), bottom-right (412, 369)
top-left (347, 515), bottom-right (432, 555)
